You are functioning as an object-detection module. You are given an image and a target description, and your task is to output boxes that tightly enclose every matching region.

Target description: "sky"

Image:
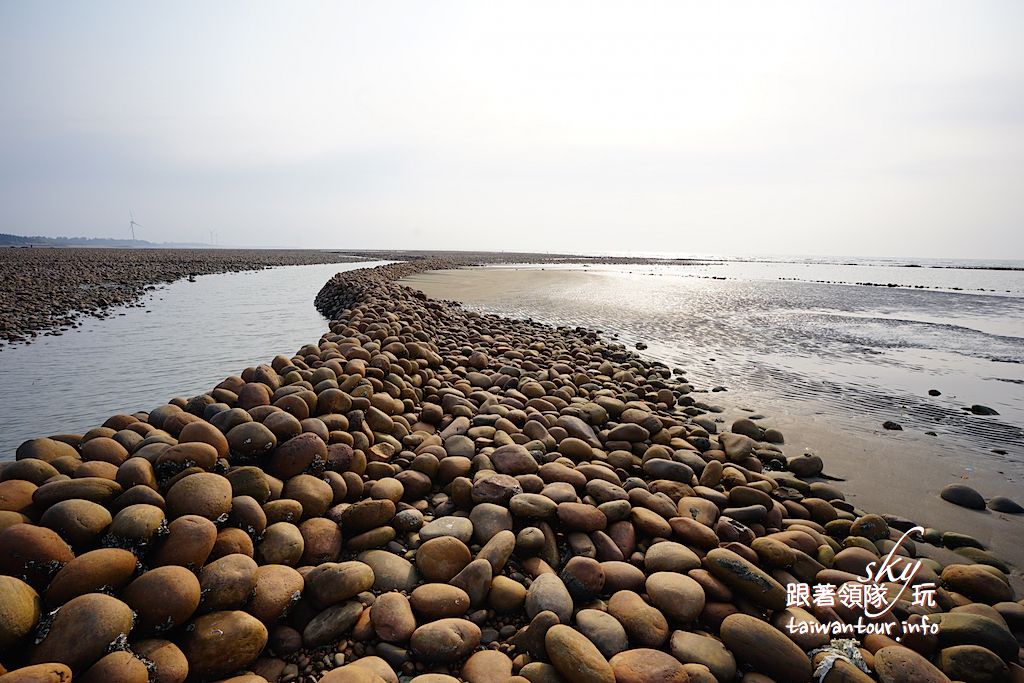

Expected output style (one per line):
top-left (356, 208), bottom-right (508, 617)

top-left (1, 1), bottom-right (1022, 258)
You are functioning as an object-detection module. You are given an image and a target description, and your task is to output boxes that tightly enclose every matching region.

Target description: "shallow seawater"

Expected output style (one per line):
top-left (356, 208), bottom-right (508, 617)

top-left (432, 261), bottom-right (1024, 457)
top-left (0, 261), bottom-right (389, 458)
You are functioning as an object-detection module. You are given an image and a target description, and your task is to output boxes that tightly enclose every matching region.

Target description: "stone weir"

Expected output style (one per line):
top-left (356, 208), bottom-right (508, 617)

top-left (0, 259), bottom-right (1019, 683)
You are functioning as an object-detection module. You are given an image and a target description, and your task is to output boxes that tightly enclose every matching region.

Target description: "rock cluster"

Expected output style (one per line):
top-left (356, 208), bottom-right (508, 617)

top-left (0, 259), bottom-right (1020, 683)
top-left (940, 483), bottom-right (1022, 515)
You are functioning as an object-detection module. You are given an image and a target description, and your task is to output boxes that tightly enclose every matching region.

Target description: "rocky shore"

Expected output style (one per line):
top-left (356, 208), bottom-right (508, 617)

top-left (0, 248), bottom-right (706, 348)
top-left (0, 258), bottom-right (1020, 683)
top-left (0, 248), bottom-right (367, 346)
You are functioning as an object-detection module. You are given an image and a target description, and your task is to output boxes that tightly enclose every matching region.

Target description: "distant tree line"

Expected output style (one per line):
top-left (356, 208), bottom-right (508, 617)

top-left (0, 234), bottom-right (210, 248)
top-left (0, 233), bottom-right (155, 247)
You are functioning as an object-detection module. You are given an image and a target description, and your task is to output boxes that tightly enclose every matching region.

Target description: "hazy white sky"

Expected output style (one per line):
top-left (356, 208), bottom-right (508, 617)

top-left (1, 1), bottom-right (1022, 257)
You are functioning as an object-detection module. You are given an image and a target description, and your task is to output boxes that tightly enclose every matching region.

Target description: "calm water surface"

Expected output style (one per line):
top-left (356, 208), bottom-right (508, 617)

top-left (444, 260), bottom-right (1024, 456)
top-left (0, 262), bottom-right (389, 458)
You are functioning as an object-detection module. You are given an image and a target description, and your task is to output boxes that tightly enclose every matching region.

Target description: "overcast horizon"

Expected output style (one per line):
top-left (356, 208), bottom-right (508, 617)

top-left (2, 2), bottom-right (1022, 259)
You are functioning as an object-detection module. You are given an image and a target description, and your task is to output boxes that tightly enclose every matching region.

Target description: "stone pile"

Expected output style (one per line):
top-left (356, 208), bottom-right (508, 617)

top-left (0, 259), bottom-right (1019, 683)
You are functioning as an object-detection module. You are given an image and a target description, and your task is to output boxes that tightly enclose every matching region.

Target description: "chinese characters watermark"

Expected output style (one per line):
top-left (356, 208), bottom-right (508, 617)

top-left (783, 526), bottom-right (939, 638)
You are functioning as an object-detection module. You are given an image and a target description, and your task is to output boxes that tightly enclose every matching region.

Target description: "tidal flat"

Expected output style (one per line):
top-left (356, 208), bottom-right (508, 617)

top-left (0, 252), bottom-right (1020, 682)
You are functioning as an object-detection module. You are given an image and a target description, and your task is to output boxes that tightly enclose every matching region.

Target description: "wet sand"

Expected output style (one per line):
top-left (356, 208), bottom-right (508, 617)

top-left (734, 407), bottom-right (1024, 582)
top-left (403, 266), bottom-right (1024, 582)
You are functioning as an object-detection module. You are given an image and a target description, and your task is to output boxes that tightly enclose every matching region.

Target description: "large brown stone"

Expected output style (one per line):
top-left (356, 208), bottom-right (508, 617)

top-left (607, 590), bottom-right (669, 648)
top-left (544, 624), bottom-right (615, 683)
top-left (719, 613), bottom-right (811, 683)
top-left (873, 645), bottom-right (951, 683)
top-left (122, 565), bottom-right (200, 633)
top-left (417, 536), bottom-right (472, 582)
top-left (704, 547), bottom-right (787, 610)
top-left (31, 593), bottom-right (134, 672)
top-left (180, 611), bottom-right (268, 679)
top-left (609, 648), bottom-right (689, 683)
top-left (0, 576), bottom-right (39, 649)
top-left (0, 524), bottom-right (74, 588)
top-left (165, 472), bottom-right (232, 520)
top-left (410, 618), bottom-right (481, 662)
top-left (306, 561), bottom-right (375, 607)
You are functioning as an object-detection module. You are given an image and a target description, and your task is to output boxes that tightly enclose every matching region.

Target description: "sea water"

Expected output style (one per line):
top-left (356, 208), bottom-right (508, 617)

top-left (0, 261), bottom-right (390, 458)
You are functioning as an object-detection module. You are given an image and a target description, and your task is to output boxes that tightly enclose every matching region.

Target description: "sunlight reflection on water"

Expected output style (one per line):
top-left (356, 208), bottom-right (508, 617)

top-left (458, 264), bottom-right (1024, 453)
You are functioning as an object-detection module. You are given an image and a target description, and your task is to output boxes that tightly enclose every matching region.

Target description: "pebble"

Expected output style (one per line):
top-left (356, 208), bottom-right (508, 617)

top-left (556, 502), bottom-right (606, 532)
top-left (645, 571), bottom-right (705, 623)
top-left (418, 516), bottom-right (474, 544)
top-left (121, 565), bottom-right (200, 633)
top-left (939, 484), bottom-right (987, 510)
top-left (409, 584), bottom-right (471, 621)
top-left (873, 645), bottom-right (951, 683)
top-left (574, 609), bottom-right (629, 658)
top-left (669, 630), bottom-right (737, 682)
top-left (510, 493), bottom-right (558, 519)
top-left (544, 624), bottom-right (615, 683)
top-left (986, 496), bottom-right (1023, 513)
top-left (933, 611), bottom-right (1018, 660)
top-left (936, 644), bottom-right (1007, 683)
top-left (476, 529), bottom-right (515, 574)
top-left (559, 556), bottom-right (605, 601)
top-left (449, 559), bottom-right (493, 607)
top-left (609, 648), bottom-right (690, 683)
top-left (468, 503), bottom-right (512, 544)
top-left (487, 576), bottom-right (527, 613)
top-left (516, 610), bottom-right (561, 661)
top-left (607, 590), bottom-right (669, 647)
top-left (416, 537), bottom-right (471, 582)
top-left (719, 613), bottom-right (811, 683)
top-left (969, 404), bottom-right (999, 415)
top-left (940, 564), bottom-right (1013, 604)
top-left (370, 592), bottom-right (415, 643)
top-left (461, 650), bottom-right (513, 683)
top-left (409, 618), bottom-right (481, 663)
top-left (0, 576), bottom-right (39, 649)
top-left (44, 547), bottom-right (137, 605)
top-left (525, 573), bottom-right (573, 624)
top-left (303, 601), bottom-right (364, 648)
top-left (357, 551), bottom-right (419, 592)
top-left (182, 610), bottom-right (270, 679)
top-left (704, 547), bottom-right (787, 610)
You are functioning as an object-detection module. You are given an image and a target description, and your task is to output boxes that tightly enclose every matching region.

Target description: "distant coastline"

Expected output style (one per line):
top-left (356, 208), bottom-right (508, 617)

top-left (0, 233), bottom-right (213, 249)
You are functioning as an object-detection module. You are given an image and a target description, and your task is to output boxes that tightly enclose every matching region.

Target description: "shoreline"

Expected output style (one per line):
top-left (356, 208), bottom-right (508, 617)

top-left (0, 248), bottom-right (369, 347)
top-left (5, 248), bottom-right (1017, 349)
top-left (0, 257), bottom-right (1019, 681)
top-left (0, 249), bottom-right (710, 348)
top-left (403, 266), bottom-right (1024, 578)
top-left (0, 262), bottom-right (392, 458)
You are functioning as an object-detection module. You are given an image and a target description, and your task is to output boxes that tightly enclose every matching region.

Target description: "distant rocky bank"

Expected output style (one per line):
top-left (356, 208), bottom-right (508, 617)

top-left (0, 248), bottom-right (366, 346)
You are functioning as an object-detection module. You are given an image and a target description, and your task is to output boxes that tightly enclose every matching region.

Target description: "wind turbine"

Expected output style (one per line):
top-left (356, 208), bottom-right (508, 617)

top-left (129, 210), bottom-right (143, 241)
